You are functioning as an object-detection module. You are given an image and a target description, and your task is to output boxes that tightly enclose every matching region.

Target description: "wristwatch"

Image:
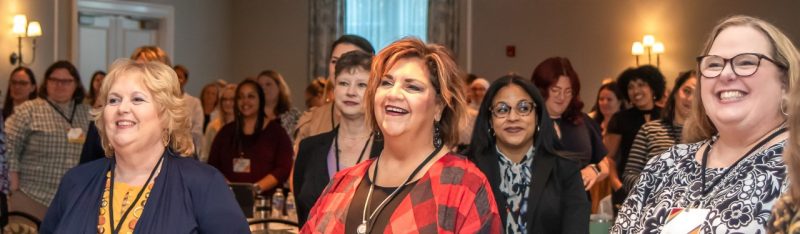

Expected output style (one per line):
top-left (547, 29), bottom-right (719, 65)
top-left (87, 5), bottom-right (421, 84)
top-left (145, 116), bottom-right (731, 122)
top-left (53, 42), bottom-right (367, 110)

top-left (253, 183), bottom-right (262, 193)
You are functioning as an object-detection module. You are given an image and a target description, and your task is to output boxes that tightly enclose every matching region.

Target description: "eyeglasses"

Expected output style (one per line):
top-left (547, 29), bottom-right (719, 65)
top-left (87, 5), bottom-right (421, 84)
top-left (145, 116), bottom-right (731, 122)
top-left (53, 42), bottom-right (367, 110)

top-left (491, 100), bottom-right (535, 118)
top-left (696, 53), bottom-right (787, 78)
top-left (47, 77), bottom-right (75, 86)
top-left (10, 80), bottom-right (31, 86)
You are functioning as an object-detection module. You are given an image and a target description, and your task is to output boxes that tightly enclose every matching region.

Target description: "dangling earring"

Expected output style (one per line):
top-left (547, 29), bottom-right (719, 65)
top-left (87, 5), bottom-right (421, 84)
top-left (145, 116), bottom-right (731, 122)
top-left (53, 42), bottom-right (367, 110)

top-left (433, 120), bottom-right (442, 149)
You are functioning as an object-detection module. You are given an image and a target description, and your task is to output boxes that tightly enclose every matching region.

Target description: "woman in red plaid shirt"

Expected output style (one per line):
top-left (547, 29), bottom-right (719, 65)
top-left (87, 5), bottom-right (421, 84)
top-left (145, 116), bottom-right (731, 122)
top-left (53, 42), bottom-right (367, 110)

top-left (302, 37), bottom-right (501, 234)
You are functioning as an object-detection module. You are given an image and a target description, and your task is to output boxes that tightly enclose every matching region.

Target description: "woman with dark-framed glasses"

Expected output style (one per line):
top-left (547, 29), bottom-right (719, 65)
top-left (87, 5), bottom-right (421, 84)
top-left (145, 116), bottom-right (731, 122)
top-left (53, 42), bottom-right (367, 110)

top-left (611, 15), bottom-right (799, 233)
top-left (469, 75), bottom-right (589, 233)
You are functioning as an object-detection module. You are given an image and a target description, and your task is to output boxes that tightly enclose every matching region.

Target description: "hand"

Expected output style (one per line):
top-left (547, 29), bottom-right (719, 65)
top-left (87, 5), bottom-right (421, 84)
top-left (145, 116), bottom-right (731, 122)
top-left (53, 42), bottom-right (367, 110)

top-left (10, 171), bottom-right (19, 191)
top-left (580, 166), bottom-right (598, 191)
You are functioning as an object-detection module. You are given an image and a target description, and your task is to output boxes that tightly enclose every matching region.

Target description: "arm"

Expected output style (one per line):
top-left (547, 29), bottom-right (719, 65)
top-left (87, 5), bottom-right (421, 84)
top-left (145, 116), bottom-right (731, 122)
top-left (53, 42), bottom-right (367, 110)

top-left (603, 133), bottom-right (623, 190)
top-left (200, 123), bottom-right (218, 163)
top-left (196, 170), bottom-right (250, 234)
top-left (258, 127), bottom-right (295, 192)
top-left (561, 159), bottom-right (591, 234)
top-left (190, 97), bottom-right (205, 156)
top-left (6, 104), bottom-right (32, 191)
top-left (580, 118), bottom-right (610, 190)
top-left (79, 122), bottom-right (105, 164)
top-left (456, 180), bottom-right (501, 233)
top-left (622, 126), bottom-right (651, 193)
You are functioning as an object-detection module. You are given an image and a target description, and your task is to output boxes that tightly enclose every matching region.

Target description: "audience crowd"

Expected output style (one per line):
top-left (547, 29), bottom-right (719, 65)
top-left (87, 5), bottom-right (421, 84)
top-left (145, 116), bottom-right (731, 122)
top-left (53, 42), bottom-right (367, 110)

top-left (0, 14), bottom-right (799, 233)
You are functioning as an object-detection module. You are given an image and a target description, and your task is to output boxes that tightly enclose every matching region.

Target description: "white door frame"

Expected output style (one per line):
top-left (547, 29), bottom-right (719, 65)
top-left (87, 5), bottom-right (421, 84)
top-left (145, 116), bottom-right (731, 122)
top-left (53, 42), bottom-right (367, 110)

top-left (71, 0), bottom-right (175, 64)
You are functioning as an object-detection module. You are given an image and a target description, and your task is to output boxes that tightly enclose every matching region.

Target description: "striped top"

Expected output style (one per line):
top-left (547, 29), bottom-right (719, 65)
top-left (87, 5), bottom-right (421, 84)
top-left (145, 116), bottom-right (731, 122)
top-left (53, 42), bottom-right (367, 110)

top-left (621, 119), bottom-right (682, 193)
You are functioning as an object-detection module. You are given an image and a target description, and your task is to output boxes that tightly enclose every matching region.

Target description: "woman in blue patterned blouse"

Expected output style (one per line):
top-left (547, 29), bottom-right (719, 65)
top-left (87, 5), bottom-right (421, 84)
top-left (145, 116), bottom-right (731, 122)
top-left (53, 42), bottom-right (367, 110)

top-left (469, 75), bottom-right (589, 233)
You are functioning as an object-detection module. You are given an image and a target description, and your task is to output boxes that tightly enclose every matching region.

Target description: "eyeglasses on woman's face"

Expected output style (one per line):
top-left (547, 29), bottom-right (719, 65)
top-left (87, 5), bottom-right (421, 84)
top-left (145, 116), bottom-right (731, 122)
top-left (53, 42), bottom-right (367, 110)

top-left (491, 100), bottom-right (535, 118)
top-left (696, 53), bottom-right (787, 78)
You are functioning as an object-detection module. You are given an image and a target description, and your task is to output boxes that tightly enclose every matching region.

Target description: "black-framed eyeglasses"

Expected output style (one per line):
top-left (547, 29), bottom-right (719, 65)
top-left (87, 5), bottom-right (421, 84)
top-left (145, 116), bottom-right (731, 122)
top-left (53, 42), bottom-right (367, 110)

top-left (47, 77), bottom-right (75, 86)
top-left (491, 100), bottom-right (535, 118)
top-left (696, 53), bottom-right (787, 78)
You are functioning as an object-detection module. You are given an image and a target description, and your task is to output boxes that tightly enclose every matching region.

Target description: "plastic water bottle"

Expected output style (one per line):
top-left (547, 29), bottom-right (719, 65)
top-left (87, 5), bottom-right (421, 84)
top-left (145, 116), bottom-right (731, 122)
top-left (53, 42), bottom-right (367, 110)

top-left (271, 188), bottom-right (285, 218)
top-left (285, 193), bottom-right (298, 223)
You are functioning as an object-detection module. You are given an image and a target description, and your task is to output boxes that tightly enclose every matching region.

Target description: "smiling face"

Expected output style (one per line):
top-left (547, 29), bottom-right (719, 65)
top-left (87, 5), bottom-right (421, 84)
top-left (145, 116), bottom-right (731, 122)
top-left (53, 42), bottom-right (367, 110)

top-left (237, 83), bottom-right (262, 119)
top-left (9, 70), bottom-right (35, 102)
top-left (674, 77), bottom-right (697, 122)
top-left (491, 84), bottom-right (537, 150)
top-left (334, 68), bottom-right (370, 119)
top-left (597, 88), bottom-right (621, 118)
top-left (627, 78), bottom-right (654, 110)
top-left (700, 25), bottom-right (785, 129)
top-left (545, 76), bottom-right (572, 118)
top-left (103, 73), bottom-right (162, 152)
top-left (374, 57), bottom-right (443, 140)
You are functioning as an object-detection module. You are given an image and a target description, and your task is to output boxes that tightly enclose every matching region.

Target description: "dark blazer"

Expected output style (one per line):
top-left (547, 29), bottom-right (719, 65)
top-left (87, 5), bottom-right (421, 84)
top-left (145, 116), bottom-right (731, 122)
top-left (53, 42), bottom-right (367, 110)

top-left (292, 129), bottom-right (383, 227)
top-left (41, 149), bottom-right (249, 233)
top-left (472, 150), bottom-right (590, 234)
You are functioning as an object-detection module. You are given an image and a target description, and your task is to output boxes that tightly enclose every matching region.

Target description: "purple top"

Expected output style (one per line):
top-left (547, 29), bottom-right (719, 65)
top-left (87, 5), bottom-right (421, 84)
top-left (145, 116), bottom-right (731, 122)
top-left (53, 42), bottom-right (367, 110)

top-left (326, 143), bottom-right (337, 178)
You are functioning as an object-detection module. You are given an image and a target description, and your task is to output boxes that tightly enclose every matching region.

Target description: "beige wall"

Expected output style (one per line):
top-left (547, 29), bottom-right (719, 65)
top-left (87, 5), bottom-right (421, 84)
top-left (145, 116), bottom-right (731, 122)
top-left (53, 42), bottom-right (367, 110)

top-left (470, 0), bottom-right (800, 111)
top-left (230, 0), bottom-right (310, 110)
top-left (125, 0), bottom-right (233, 96)
top-left (0, 0), bottom-right (69, 102)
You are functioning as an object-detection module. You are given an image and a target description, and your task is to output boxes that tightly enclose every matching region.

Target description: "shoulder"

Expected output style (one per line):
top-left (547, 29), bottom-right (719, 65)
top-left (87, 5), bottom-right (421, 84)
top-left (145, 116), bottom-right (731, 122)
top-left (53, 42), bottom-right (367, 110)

top-left (298, 131), bottom-right (334, 151)
top-left (169, 155), bottom-right (227, 183)
top-left (61, 157), bottom-right (110, 187)
top-left (431, 153), bottom-right (490, 186)
top-left (14, 98), bottom-right (45, 112)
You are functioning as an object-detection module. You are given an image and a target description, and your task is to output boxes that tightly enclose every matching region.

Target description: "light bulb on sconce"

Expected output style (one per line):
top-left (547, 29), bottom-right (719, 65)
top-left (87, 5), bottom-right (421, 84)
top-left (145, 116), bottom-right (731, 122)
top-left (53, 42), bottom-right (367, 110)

top-left (630, 35), bottom-right (664, 67)
top-left (9, 14), bottom-right (42, 66)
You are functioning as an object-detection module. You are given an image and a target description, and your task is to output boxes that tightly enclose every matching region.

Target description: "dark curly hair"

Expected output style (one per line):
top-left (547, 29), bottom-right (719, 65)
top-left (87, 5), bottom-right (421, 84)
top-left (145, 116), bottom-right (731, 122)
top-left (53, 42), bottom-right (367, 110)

top-left (616, 65), bottom-right (666, 104)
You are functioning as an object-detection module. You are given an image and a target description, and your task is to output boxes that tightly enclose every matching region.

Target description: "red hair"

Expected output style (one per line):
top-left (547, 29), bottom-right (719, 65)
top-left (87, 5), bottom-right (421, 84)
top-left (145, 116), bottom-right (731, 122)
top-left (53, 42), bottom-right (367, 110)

top-left (531, 57), bottom-right (585, 125)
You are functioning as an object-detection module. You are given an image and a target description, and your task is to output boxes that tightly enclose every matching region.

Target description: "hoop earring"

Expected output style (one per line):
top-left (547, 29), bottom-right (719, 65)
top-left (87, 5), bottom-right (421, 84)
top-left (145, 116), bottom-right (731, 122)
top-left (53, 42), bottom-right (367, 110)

top-left (781, 98), bottom-right (789, 116)
top-left (433, 121), bottom-right (442, 148)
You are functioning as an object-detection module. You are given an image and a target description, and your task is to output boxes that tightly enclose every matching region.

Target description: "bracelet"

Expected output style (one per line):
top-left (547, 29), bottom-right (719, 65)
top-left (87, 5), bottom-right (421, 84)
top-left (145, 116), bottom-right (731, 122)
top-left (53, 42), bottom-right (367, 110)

top-left (589, 164), bottom-right (601, 175)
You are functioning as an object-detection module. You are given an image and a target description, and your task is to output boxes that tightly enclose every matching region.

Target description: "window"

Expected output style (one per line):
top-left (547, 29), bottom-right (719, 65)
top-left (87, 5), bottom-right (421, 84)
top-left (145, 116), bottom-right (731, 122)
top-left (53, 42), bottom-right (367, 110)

top-left (345, 0), bottom-right (428, 51)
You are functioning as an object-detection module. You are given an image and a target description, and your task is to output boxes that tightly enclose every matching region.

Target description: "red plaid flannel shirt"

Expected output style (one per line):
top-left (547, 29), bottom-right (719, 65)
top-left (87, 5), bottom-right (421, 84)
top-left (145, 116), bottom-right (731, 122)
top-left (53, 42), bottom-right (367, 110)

top-left (301, 153), bottom-right (501, 233)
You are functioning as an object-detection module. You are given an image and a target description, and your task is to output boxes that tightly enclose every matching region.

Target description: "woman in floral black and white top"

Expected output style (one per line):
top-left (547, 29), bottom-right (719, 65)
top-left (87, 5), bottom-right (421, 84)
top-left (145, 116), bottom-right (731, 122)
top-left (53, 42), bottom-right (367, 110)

top-left (612, 15), bottom-right (800, 233)
top-left (469, 75), bottom-right (589, 233)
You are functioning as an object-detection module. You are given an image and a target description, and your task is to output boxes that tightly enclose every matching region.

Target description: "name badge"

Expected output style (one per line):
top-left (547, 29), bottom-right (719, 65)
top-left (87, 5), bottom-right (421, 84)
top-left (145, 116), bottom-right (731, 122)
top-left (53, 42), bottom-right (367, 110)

top-left (662, 207), bottom-right (710, 234)
top-left (67, 128), bottom-right (85, 144)
top-left (233, 158), bottom-right (251, 173)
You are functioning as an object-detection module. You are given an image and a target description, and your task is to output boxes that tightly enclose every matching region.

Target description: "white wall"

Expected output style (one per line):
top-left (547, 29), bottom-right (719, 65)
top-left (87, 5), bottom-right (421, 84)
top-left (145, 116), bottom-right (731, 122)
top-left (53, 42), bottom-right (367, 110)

top-left (470, 0), bottom-right (800, 111)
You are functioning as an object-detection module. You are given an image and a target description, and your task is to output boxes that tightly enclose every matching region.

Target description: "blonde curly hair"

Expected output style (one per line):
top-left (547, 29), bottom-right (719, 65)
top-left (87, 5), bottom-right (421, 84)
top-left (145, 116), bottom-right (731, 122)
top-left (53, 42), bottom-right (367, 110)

top-left (92, 59), bottom-right (194, 156)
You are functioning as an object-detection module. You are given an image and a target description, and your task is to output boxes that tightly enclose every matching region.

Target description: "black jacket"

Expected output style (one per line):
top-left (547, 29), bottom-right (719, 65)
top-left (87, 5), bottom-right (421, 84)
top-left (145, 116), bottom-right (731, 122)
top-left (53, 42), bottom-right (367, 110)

top-left (292, 129), bottom-right (383, 227)
top-left (472, 150), bottom-right (590, 234)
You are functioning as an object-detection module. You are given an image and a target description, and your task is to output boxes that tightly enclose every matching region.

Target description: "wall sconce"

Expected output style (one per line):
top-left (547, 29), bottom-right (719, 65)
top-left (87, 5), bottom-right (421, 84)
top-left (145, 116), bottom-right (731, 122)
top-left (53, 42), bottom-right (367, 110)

top-left (631, 34), bottom-right (664, 67)
top-left (9, 14), bottom-right (42, 66)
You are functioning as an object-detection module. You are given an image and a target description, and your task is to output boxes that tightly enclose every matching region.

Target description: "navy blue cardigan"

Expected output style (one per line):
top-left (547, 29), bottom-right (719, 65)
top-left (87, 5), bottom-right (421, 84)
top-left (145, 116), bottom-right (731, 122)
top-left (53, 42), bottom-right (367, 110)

top-left (41, 150), bottom-right (249, 233)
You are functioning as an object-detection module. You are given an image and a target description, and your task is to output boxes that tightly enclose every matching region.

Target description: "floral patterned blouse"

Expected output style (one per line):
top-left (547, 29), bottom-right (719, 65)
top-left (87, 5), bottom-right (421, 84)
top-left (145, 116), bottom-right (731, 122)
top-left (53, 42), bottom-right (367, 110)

top-left (496, 146), bottom-right (534, 234)
top-left (611, 139), bottom-right (788, 233)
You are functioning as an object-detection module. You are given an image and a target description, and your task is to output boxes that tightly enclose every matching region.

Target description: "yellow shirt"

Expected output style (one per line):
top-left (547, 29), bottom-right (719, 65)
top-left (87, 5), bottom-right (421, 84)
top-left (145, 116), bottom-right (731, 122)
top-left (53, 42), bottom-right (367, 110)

top-left (97, 173), bottom-right (154, 234)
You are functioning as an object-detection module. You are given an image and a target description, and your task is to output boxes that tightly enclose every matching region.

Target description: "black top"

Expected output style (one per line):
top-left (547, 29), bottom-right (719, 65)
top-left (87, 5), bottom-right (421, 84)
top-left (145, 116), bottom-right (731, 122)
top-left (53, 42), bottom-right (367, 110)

top-left (293, 130), bottom-right (383, 226)
top-left (553, 113), bottom-right (607, 167)
top-left (79, 122), bottom-right (105, 164)
top-left (471, 147), bottom-right (590, 233)
top-left (344, 175), bottom-right (417, 234)
top-left (606, 107), bottom-right (662, 175)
